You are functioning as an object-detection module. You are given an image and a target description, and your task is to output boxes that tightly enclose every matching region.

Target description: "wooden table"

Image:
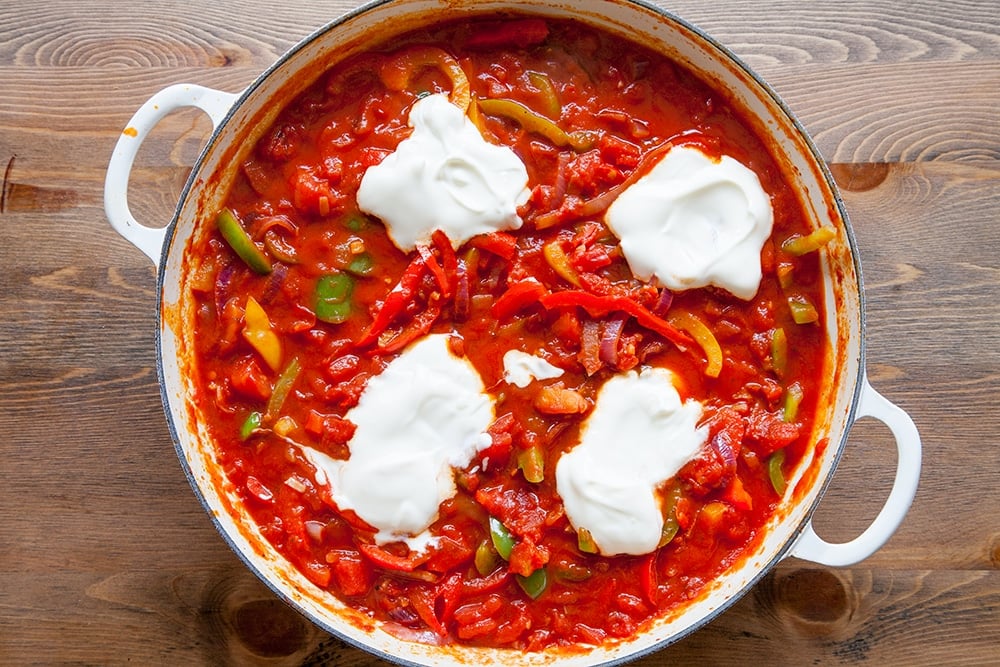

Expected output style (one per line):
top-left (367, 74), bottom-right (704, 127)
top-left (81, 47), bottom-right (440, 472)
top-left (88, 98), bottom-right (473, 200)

top-left (2, 1), bottom-right (998, 664)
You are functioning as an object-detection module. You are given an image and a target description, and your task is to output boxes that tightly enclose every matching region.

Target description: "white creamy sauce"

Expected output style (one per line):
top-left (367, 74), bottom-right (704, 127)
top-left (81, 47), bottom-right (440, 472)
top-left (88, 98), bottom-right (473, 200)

top-left (555, 367), bottom-right (708, 556)
top-left (502, 349), bottom-right (565, 388)
top-left (605, 144), bottom-right (773, 300)
top-left (299, 334), bottom-right (493, 552)
top-left (356, 93), bottom-right (530, 252)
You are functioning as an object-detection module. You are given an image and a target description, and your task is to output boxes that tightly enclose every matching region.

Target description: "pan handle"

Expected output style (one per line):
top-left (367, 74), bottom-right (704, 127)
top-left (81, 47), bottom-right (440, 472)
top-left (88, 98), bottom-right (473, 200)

top-left (104, 84), bottom-right (238, 266)
top-left (789, 379), bottom-right (921, 566)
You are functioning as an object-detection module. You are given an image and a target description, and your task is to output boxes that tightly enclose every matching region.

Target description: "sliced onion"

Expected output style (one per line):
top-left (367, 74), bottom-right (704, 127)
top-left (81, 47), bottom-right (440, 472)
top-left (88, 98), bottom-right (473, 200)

top-left (598, 314), bottom-right (627, 367)
top-left (213, 262), bottom-right (235, 315)
top-left (653, 287), bottom-right (674, 315)
top-left (259, 261), bottom-right (288, 304)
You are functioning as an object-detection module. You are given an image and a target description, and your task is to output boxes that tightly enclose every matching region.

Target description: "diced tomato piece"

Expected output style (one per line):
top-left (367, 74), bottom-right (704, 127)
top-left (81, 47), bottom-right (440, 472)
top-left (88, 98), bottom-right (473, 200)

top-left (454, 594), bottom-right (504, 625)
top-left (329, 551), bottom-right (372, 597)
top-left (509, 539), bottom-right (550, 577)
top-left (302, 560), bottom-right (332, 588)
top-left (229, 357), bottom-right (271, 401)
top-left (724, 476), bottom-right (754, 511)
top-left (475, 486), bottom-right (549, 543)
top-left (747, 406), bottom-right (802, 456)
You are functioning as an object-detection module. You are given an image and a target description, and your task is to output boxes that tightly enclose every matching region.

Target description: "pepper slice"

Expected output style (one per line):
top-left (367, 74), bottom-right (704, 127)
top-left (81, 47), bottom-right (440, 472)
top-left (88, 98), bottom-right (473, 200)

top-left (380, 45), bottom-right (471, 111)
top-left (265, 357), bottom-right (301, 423)
top-left (667, 310), bottom-right (723, 378)
top-left (539, 290), bottom-right (692, 348)
top-left (782, 226), bottom-right (836, 256)
top-left (217, 208), bottom-right (272, 275)
top-left (489, 517), bottom-right (515, 561)
top-left (242, 296), bottom-right (282, 371)
top-left (314, 273), bottom-right (355, 324)
top-left (356, 255), bottom-right (426, 347)
top-left (491, 280), bottom-right (549, 321)
top-left (768, 449), bottom-right (787, 496)
top-left (516, 567), bottom-right (548, 600)
top-left (477, 97), bottom-right (592, 151)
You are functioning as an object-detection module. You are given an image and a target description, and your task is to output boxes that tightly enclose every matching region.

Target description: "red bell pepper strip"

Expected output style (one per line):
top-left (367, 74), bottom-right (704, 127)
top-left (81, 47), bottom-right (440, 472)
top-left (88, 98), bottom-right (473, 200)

top-left (464, 18), bottom-right (549, 50)
top-left (468, 231), bottom-right (517, 261)
top-left (356, 254), bottom-right (426, 348)
top-left (358, 542), bottom-right (430, 572)
top-left (491, 280), bottom-right (549, 321)
top-left (377, 294), bottom-right (442, 354)
top-left (417, 243), bottom-right (450, 298)
top-left (409, 589), bottom-right (447, 636)
top-left (431, 229), bottom-right (458, 298)
top-left (539, 290), bottom-right (692, 348)
top-left (639, 552), bottom-right (658, 606)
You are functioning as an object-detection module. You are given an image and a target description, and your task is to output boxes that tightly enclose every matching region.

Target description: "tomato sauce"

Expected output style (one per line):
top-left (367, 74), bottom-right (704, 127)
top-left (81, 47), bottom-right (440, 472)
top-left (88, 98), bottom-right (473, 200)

top-left (188, 17), bottom-right (829, 650)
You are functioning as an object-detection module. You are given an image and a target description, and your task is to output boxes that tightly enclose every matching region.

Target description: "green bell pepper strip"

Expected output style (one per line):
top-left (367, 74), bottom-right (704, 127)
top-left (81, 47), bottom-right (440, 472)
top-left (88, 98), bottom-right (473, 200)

top-left (783, 381), bottom-right (804, 422)
top-left (517, 444), bottom-right (545, 483)
top-left (769, 449), bottom-right (787, 496)
top-left (240, 411), bottom-right (262, 440)
top-left (265, 357), bottom-right (301, 423)
top-left (315, 273), bottom-right (355, 324)
top-left (217, 208), bottom-right (272, 275)
top-left (788, 295), bottom-right (820, 324)
top-left (516, 567), bottom-right (548, 600)
top-left (489, 516), bottom-right (515, 561)
top-left (771, 327), bottom-right (788, 377)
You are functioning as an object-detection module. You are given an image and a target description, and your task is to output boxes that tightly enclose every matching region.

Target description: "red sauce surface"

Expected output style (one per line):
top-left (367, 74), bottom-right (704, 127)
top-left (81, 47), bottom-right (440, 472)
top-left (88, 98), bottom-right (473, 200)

top-left (187, 17), bottom-right (828, 650)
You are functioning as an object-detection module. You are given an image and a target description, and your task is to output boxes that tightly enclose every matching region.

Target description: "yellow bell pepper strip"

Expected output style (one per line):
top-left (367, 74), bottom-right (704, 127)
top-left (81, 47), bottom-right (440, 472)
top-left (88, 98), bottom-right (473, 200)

top-left (782, 226), bottom-right (837, 256)
top-left (771, 327), bottom-right (788, 377)
top-left (265, 357), bottom-right (301, 423)
top-left (527, 71), bottom-right (561, 119)
top-left (476, 97), bottom-right (593, 151)
top-left (666, 310), bottom-right (723, 378)
top-left (489, 517), bottom-right (515, 561)
top-left (788, 295), bottom-right (820, 324)
top-left (380, 45), bottom-right (471, 112)
top-left (542, 240), bottom-right (581, 287)
top-left (768, 448), bottom-right (787, 496)
top-left (783, 381), bottom-right (804, 422)
top-left (539, 289), bottom-right (693, 349)
top-left (217, 208), bottom-right (272, 275)
top-left (242, 296), bottom-right (281, 371)
top-left (516, 567), bottom-right (548, 600)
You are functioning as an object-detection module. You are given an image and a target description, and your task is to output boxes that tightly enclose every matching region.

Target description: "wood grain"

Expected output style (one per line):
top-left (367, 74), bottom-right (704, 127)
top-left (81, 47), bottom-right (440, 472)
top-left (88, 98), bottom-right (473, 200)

top-left (2, 0), bottom-right (999, 665)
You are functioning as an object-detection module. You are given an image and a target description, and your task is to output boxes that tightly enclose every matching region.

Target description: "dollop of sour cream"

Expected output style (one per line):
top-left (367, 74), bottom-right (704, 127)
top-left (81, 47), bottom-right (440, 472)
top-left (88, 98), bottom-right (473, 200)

top-left (356, 93), bottom-right (531, 251)
top-left (299, 334), bottom-right (493, 551)
top-left (605, 144), bottom-right (773, 300)
top-left (502, 350), bottom-right (565, 388)
top-left (555, 367), bottom-right (708, 556)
